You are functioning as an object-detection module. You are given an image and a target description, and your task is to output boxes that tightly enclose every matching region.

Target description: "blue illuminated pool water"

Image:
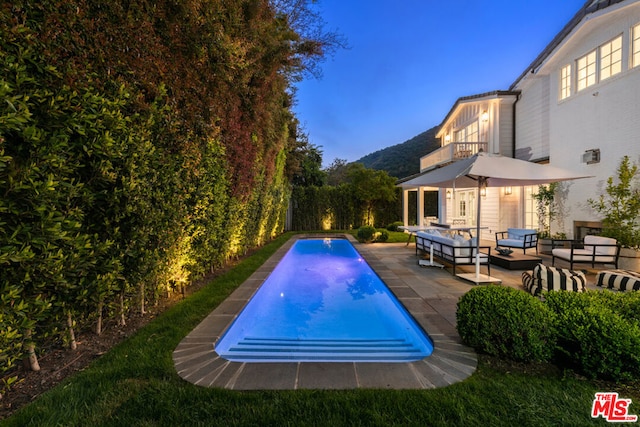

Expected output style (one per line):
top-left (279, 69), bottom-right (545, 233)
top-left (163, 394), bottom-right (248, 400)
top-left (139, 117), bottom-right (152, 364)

top-left (214, 238), bottom-right (433, 362)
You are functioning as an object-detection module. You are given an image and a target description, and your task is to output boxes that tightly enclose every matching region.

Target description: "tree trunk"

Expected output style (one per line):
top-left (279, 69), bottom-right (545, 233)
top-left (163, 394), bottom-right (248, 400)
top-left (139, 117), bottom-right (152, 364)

top-left (67, 311), bottom-right (77, 350)
top-left (95, 300), bottom-right (103, 335)
top-left (139, 282), bottom-right (146, 315)
top-left (119, 291), bottom-right (126, 326)
top-left (25, 328), bottom-right (40, 371)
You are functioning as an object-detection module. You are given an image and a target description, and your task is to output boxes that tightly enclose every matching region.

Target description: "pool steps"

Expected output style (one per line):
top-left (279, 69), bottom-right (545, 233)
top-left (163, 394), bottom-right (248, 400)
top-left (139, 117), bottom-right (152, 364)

top-left (220, 337), bottom-right (426, 361)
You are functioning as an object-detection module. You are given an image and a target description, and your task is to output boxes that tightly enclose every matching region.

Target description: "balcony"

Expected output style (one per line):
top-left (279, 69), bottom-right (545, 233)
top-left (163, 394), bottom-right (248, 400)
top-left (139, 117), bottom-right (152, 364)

top-left (419, 142), bottom-right (488, 172)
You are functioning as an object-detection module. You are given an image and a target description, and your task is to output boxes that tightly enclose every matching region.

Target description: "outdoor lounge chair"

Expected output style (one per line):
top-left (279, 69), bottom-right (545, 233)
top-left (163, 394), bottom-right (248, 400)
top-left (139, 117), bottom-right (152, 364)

top-left (495, 228), bottom-right (538, 254)
top-left (551, 235), bottom-right (620, 270)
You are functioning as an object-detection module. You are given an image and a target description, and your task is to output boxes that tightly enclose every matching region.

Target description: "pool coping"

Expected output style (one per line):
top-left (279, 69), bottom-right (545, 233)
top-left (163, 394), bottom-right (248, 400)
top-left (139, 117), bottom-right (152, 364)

top-left (172, 234), bottom-right (477, 390)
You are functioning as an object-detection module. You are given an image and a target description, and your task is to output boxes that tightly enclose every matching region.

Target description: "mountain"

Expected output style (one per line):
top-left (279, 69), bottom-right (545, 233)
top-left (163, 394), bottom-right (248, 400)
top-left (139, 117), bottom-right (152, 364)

top-left (355, 125), bottom-right (441, 179)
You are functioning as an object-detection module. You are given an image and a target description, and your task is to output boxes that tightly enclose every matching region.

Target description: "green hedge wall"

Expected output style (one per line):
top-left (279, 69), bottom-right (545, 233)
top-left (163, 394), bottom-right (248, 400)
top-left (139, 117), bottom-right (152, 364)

top-left (291, 185), bottom-right (402, 230)
top-left (0, 0), bottom-right (300, 383)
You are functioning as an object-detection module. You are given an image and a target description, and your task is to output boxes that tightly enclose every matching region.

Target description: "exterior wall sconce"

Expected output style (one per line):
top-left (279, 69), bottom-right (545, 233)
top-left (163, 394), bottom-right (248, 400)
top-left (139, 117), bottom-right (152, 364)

top-left (504, 186), bottom-right (512, 195)
top-left (446, 190), bottom-right (452, 199)
top-left (444, 134), bottom-right (451, 142)
top-left (481, 111), bottom-right (489, 122)
top-left (480, 187), bottom-right (486, 197)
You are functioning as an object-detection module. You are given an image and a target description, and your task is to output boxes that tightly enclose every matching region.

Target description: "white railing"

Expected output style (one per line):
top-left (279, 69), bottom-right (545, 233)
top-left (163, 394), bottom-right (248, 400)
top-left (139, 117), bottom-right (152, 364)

top-left (419, 142), bottom-right (488, 172)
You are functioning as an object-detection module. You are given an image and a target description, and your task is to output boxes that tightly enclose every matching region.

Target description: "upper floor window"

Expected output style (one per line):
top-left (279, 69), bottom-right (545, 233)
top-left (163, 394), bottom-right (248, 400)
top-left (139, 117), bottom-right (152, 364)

top-left (600, 35), bottom-right (622, 80)
top-left (560, 64), bottom-right (571, 100)
top-left (577, 49), bottom-right (597, 91)
top-left (633, 23), bottom-right (640, 68)
top-left (454, 121), bottom-right (479, 142)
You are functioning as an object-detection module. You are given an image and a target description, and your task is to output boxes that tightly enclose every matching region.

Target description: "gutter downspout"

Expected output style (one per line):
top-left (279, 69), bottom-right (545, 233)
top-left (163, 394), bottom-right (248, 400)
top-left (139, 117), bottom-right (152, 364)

top-left (512, 92), bottom-right (520, 158)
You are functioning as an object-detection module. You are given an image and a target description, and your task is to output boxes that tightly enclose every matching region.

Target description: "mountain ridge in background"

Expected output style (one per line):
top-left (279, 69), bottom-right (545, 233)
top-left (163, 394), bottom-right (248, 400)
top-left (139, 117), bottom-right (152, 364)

top-left (355, 125), bottom-right (440, 179)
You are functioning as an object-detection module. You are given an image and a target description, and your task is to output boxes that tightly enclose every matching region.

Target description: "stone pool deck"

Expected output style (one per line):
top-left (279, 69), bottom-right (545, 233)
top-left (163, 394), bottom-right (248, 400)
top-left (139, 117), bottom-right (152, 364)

top-left (173, 234), bottom-right (598, 390)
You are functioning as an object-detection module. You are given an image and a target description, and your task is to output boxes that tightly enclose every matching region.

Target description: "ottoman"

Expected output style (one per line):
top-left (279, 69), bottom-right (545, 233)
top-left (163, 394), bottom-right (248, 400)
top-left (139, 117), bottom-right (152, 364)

top-left (596, 269), bottom-right (640, 291)
top-left (522, 264), bottom-right (586, 296)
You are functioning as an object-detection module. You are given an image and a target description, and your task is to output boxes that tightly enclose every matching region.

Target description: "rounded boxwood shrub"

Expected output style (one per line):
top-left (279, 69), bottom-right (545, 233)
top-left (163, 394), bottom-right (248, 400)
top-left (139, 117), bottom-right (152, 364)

top-left (386, 221), bottom-right (404, 232)
top-left (356, 225), bottom-right (376, 243)
top-left (374, 229), bottom-right (389, 242)
top-left (545, 291), bottom-right (640, 381)
top-left (457, 286), bottom-right (556, 362)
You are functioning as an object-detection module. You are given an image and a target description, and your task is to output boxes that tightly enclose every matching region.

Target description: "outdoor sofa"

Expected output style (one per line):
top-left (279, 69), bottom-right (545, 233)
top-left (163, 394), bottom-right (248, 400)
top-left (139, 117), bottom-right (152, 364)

top-left (495, 228), bottom-right (538, 254)
top-left (551, 235), bottom-right (620, 270)
top-left (415, 230), bottom-right (491, 276)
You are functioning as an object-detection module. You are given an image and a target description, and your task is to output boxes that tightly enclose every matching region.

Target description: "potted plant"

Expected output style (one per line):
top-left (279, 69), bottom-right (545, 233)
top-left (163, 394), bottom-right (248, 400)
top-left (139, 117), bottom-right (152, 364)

top-left (588, 155), bottom-right (640, 270)
top-left (534, 183), bottom-right (559, 254)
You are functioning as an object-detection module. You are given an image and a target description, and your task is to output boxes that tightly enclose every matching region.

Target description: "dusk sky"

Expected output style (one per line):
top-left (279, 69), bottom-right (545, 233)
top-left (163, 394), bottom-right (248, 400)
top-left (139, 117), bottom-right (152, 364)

top-left (293, 0), bottom-right (588, 167)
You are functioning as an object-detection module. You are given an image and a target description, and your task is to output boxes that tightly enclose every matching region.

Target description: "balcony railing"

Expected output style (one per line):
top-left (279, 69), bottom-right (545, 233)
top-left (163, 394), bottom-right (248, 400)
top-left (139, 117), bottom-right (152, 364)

top-left (419, 142), bottom-right (488, 172)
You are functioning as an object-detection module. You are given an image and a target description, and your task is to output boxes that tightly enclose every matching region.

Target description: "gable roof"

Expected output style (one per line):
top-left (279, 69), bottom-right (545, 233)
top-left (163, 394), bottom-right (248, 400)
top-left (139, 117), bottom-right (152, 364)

top-left (436, 90), bottom-right (519, 134)
top-left (509, 0), bottom-right (629, 90)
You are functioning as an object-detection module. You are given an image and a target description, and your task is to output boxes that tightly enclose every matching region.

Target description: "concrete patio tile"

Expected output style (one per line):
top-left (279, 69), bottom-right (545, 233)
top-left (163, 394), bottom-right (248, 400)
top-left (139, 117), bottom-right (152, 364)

top-left (426, 354), bottom-right (476, 381)
top-left (355, 363), bottom-right (424, 389)
top-left (230, 363), bottom-right (298, 390)
top-left (182, 355), bottom-right (227, 381)
top-left (297, 363), bottom-right (358, 389)
top-left (187, 319), bottom-right (232, 338)
top-left (210, 298), bottom-right (247, 315)
top-left (206, 362), bottom-right (244, 388)
top-left (389, 286), bottom-right (420, 298)
top-left (174, 349), bottom-right (218, 373)
top-left (411, 361), bottom-right (460, 388)
top-left (396, 298), bottom-right (437, 314)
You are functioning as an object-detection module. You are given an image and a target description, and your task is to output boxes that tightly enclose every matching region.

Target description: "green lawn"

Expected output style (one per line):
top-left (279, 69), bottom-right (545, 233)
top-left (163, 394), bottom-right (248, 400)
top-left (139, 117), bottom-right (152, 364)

top-left (3, 231), bottom-right (637, 426)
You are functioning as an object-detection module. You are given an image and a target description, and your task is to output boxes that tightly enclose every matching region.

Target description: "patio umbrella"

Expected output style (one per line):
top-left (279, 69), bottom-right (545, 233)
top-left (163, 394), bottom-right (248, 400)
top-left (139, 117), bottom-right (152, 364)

top-left (399, 152), bottom-right (593, 283)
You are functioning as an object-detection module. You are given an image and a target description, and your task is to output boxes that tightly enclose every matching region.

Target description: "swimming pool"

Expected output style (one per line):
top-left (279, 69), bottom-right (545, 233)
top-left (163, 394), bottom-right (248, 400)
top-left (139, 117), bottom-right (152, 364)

top-left (214, 238), bottom-right (433, 362)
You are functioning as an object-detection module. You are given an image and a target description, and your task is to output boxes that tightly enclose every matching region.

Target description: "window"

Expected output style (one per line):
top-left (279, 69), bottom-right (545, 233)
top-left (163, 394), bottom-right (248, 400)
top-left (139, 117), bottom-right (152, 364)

top-left (577, 50), bottom-right (597, 91)
top-left (560, 64), bottom-right (571, 99)
top-left (633, 23), bottom-right (640, 68)
top-left (600, 36), bottom-right (622, 80)
top-left (453, 121), bottom-right (479, 142)
top-left (524, 186), bottom-right (539, 231)
top-left (466, 121), bottom-right (479, 143)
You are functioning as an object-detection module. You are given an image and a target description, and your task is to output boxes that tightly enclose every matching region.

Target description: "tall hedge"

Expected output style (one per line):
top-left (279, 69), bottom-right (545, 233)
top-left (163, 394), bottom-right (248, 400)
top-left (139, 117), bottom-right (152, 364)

top-left (290, 185), bottom-right (402, 230)
top-left (0, 0), bottom-right (317, 382)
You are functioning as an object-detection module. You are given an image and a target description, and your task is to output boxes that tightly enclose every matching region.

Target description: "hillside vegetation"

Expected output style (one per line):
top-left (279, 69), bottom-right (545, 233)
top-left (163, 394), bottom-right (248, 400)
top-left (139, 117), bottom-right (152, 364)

top-left (356, 126), bottom-right (440, 178)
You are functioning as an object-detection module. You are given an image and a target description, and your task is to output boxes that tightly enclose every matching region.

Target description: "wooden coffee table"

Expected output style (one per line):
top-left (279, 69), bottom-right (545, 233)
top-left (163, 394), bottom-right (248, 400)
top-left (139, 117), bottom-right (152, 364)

top-left (490, 252), bottom-right (542, 270)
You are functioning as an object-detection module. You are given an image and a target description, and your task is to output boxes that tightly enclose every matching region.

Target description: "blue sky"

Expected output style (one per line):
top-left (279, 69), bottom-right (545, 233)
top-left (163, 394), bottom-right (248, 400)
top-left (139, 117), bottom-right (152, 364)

top-left (293, 0), bottom-right (587, 167)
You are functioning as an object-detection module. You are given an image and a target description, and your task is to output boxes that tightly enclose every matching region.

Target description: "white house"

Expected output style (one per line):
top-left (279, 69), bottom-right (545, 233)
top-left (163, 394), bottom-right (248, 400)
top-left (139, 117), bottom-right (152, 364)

top-left (400, 0), bottom-right (640, 241)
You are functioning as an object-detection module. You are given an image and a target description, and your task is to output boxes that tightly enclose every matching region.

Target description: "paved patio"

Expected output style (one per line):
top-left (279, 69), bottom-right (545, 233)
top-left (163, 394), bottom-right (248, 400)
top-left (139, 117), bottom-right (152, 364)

top-left (173, 234), bottom-right (601, 390)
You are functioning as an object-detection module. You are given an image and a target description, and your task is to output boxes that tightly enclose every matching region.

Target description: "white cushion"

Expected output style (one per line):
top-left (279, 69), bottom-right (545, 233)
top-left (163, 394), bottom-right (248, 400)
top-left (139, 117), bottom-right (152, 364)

top-left (584, 235), bottom-right (617, 256)
top-left (552, 248), bottom-right (616, 263)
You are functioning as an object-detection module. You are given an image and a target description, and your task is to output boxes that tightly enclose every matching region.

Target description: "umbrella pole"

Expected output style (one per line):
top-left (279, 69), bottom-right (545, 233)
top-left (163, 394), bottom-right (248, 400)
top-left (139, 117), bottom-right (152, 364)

top-left (475, 179), bottom-right (483, 279)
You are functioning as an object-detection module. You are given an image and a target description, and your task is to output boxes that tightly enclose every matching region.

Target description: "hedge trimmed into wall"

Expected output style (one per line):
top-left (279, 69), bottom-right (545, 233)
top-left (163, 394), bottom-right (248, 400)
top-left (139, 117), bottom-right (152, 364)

top-left (0, 0), bottom-right (315, 386)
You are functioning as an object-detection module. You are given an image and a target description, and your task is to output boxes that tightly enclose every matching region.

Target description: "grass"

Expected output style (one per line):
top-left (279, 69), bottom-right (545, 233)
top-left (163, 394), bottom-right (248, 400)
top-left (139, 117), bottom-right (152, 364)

top-left (2, 231), bottom-right (638, 426)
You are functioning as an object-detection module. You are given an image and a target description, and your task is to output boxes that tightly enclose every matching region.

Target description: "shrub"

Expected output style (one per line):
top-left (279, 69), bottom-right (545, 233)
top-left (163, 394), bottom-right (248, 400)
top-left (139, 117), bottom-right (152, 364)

top-left (356, 225), bottom-right (376, 243)
top-left (386, 221), bottom-right (404, 232)
top-left (456, 286), bottom-right (556, 363)
top-left (374, 229), bottom-right (389, 242)
top-left (545, 291), bottom-right (640, 381)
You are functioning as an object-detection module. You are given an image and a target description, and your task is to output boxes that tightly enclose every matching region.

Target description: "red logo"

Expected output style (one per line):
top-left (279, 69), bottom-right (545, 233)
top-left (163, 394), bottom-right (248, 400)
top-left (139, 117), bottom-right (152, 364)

top-left (592, 392), bottom-right (638, 422)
